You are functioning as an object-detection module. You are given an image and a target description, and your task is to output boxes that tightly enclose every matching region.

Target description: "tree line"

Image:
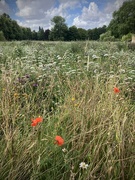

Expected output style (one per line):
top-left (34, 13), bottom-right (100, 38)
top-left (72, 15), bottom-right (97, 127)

top-left (0, 13), bottom-right (106, 41)
top-left (0, 0), bottom-right (135, 41)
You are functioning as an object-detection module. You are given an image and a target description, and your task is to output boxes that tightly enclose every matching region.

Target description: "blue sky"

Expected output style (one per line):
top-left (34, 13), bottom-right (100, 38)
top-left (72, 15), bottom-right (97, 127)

top-left (0, 0), bottom-right (127, 31)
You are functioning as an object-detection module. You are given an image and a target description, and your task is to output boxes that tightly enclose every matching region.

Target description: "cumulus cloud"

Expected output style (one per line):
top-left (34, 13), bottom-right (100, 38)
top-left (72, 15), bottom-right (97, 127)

top-left (16, 0), bottom-right (80, 31)
top-left (73, 0), bottom-right (127, 29)
top-left (0, 0), bottom-right (10, 15)
top-left (16, 0), bottom-right (55, 19)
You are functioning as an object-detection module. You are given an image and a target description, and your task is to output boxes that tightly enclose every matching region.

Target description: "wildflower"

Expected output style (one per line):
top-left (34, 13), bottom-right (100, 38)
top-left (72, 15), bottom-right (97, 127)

top-left (55, 136), bottom-right (64, 146)
top-left (79, 162), bottom-right (89, 169)
top-left (33, 83), bottom-right (38, 87)
top-left (113, 87), bottom-right (120, 93)
top-left (14, 93), bottom-right (19, 97)
top-left (31, 117), bottom-right (43, 127)
top-left (14, 93), bottom-right (19, 100)
top-left (62, 148), bottom-right (67, 153)
top-left (74, 103), bottom-right (78, 107)
top-left (71, 97), bottom-right (75, 101)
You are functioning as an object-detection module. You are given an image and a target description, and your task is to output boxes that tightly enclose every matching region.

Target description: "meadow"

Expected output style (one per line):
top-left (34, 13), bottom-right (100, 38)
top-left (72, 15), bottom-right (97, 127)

top-left (0, 41), bottom-right (135, 180)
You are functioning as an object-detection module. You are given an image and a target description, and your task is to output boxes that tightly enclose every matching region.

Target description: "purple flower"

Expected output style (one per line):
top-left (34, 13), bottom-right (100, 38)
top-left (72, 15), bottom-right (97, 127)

top-left (33, 83), bottom-right (38, 87)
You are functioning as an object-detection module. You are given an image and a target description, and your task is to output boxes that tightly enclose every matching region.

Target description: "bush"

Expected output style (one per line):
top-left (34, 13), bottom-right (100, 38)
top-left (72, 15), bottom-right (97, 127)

top-left (121, 33), bottom-right (132, 42)
top-left (100, 31), bottom-right (115, 41)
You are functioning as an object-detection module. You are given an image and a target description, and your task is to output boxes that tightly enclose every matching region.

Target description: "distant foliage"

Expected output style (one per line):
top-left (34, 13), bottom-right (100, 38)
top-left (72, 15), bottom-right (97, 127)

top-left (0, 13), bottom-right (107, 41)
top-left (0, 31), bottom-right (6, 41)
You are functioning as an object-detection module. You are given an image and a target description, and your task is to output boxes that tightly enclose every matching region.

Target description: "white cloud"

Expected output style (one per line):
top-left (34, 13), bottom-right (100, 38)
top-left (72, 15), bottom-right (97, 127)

top-left (73, 2), bottom-right (104, 29)
top-left (16, 0), bottom-right (55, 19)
top-left (0, 0), bottom-right (10, 15)
top-left (73, 0), bottom-right (127, 29)
top-left (104, 0), bottom-right (127, 14)
top-left (16, 0), bottom-right (80, 31)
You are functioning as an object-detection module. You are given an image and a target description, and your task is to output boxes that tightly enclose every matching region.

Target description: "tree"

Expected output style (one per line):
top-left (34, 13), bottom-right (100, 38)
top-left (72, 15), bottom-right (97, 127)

top-left (78, 28), bottom-right (88, 40)
top-left (88, 25), bottom-right (106, 40)
top-left (108, 0), bottom-right (135, 38)
top-left (0, 13), bottom-right (32, 40)
top-left (12, 20), bottom-right (23, 40)
top-left (68, 26), bottom-right (79, 41)
top-left (32, 30), bottom-right (38, 40)
top-left (49, 16), bottom-right (68, 41)
top-left (37, 26), bottom-right (45, 40)
top-left (0, 13), bottom-right (12, 40)
top-left (44, 29), bottom-right (50, 40)
top-left (0, 31), bottom-right (6, 41)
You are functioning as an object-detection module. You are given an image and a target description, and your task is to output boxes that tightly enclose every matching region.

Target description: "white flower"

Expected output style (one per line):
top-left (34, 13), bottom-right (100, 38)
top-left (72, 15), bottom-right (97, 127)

top-left (104, 53), bottom-right (109, 57)
top-left (92, 54), bottom-right (99, 59)
top-left (79, 162), bottom-right (89, 169)
top-left (62, 148), bottom-right (67, 153)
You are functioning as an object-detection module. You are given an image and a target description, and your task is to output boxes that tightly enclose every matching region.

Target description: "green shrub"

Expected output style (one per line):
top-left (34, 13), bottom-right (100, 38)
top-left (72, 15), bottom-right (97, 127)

top-left (121, 33), bottom-right (132, 42)
top-left (100, 31), bottom-right (115, 41)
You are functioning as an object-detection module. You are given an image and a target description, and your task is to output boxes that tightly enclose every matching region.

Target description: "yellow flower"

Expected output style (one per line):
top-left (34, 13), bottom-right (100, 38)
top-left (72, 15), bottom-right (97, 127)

top-left (74, 103), bottom-right (78, 107)
top-left (71, 97), bottom-right (75, 101)
top-left (14, 93), bottom-right (19, 100)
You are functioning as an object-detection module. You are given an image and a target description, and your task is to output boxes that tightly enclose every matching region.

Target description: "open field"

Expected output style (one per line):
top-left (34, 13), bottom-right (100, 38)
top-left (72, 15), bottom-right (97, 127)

top-left (0, 41), bottom-right (135, 180)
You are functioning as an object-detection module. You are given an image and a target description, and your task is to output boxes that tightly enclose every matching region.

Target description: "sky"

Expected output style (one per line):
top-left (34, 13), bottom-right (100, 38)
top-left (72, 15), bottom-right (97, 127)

top-left (0, 0), bottom-right (128, 31)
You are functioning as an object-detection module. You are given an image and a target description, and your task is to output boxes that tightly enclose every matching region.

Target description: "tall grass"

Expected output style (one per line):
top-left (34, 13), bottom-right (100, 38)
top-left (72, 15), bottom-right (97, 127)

top-left (0, 41), bottom-right (135, 180)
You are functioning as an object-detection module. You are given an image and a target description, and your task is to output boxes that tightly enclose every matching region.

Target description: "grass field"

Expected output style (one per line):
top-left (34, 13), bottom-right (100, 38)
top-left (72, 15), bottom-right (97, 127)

top-left (0, 41), bottom-right (135, 180)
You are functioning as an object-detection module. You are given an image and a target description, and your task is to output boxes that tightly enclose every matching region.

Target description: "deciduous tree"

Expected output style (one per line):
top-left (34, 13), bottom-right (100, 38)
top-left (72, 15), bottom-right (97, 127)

top-left (108, 0), bottom-right (135, 38)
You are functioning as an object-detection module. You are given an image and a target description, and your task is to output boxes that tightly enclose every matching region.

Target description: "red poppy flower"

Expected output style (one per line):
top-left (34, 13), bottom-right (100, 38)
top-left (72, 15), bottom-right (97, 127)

top-left (55, 136), bottom-right (64, 146)
top-left (35, 117), bottom-right (43, 123)
top-left (113, 87), bottom-right (120, 93)
top-left (31, 121), bottom-right (38, 126)
top-left (31, 117), bottom-right (43, 127)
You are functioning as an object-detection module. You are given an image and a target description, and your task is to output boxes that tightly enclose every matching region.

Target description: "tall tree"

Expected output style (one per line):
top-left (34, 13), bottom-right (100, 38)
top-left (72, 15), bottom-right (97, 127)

top-left (108, 0), bottom-right (135, 38)
top-left (38, 26), bottom-right (45, 40)
top-left (49, 16), bottom-right (68, 41)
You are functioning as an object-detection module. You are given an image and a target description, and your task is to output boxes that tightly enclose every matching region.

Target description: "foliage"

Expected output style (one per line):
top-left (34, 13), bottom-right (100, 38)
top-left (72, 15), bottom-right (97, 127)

top-left (0, 13), bottom-right (107, 41)
top-left (0, 31), bottom-right (6, 41)
top-left (0, 41), bottom-right (135, 179)
top-left (78, 28), bottom-right (88, 40)
top-left (100, 31), bottom-right (115, 41)
top-left (68, 26), bottom-right (79, 41)
top-left (88, 25), bottom-right (107, 40)
top-left (108, 0), bottom-right (135, 38)
top-left (49, 16), bottom-right (68, 41)
top-left (121, 33), bottom-right (132, 42)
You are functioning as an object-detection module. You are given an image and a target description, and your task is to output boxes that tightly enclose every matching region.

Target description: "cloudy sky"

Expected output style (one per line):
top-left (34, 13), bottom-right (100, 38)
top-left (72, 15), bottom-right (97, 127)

top-left (0, 0), bottom-right (127, 31)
